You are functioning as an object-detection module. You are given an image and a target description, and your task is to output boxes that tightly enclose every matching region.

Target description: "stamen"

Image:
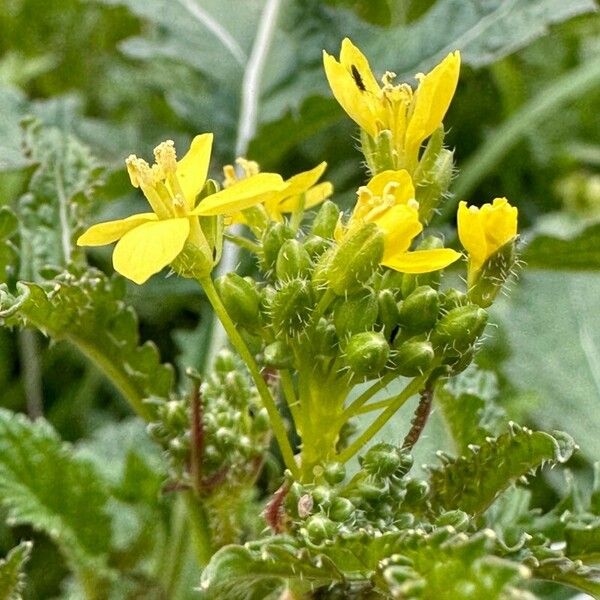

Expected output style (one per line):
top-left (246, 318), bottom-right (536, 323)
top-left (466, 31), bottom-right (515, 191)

top-left (236, 157), bottom-right (260, 178)
top-left (126, 155), bottom-right (154, 188)
top-left (223, 164), bottom-right (237, 188)
top-left (153, 140), bottom-right (177, 177)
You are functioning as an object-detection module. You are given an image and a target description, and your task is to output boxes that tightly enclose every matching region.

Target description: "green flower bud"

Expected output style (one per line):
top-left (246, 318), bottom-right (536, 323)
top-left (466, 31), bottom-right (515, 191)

top-left (303, 234), bottom-right (331, 259)
top-left (392, 338), bottom-right (434, 377)
top-left (327, 223), bottom-right (384, 295)
top-left (467, 240), bottom-right (516, 308)
top-left (401, 236), bottom-right (445, 297)
top-left (344, 331), bottom-right (390, 379)
top-left (312, 318), bottom-right (338, 357)
top-left (261, 222), bottom-right (295, 272)
top-left (416, 147), bottom-right (454, 224)
top-left (398, 285), bottom-right (439, 333)
top-left (329, 497), bottom-right (355, 522)
top-left (305, 515), bottom-right (337, 544)
top-left (311, 485), bottom-right (333, 506)
top-left (432, 304), bottom-right (488, 352)
top-left (262, 340), bottom-right (294, 369)
top-left (311, 246), bottom-right (334, 290)
top-left (213, 349), bottom-right (237, 373)
top-left (404, 479), bottom-right (429, 504)
top-left (378, 289), bottom-right (401, 339)
top-left (323, 462), bottom-right (346, 485)
top-left (275, 239), bottom-right (312, 280)
top-left (360, 443), bottom-right (401, 477)
top-left (215, 273), bottom-right (260, 330)
top-left (270, 279), bottom-right (314, 336)
top-left (355, 479), bottom-right (388, 501)
top-left (443, 346), bottom-right (475, 375)
top-left (439, 288), bottom-right (467, 312)
top-left (333, 293), bottom-right (378, 337)
top-left (311, 200), bottom-right (340, 239)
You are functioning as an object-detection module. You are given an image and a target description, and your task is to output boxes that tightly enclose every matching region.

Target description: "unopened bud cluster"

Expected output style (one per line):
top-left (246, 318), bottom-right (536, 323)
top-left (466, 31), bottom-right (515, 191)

top-left (147, 350), bottom-right (270, 490)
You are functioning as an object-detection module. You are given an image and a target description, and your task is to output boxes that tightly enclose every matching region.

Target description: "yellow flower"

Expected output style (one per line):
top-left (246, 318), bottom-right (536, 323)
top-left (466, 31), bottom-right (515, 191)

top-left (323, 38), bottom-right (460, 169)
top-left (457, 198), bottom-right (518, 274)
top-left (77, 134), bottom-right (286, 284)
top-left (338, 170), bottom-right (460, 273)
top-left (228, 161), bottom-right (333, 224)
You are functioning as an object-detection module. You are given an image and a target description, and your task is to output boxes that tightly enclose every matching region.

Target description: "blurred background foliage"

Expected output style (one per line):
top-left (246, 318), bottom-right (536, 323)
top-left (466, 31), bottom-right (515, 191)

top-left (0, 0), bottom-right (599, 597)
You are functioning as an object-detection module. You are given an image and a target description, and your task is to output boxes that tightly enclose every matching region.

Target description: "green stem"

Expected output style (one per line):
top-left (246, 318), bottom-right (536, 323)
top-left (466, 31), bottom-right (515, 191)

top-left (162, 496), bottom-right (190, 597)
top-left (279, 370), bottom-right (302, 431)
top-left (183, 491), bottom-right (213, 567)
top-left (223, 232), bottom-right (261, 254)
top-left (341, 372), bottom-right (398, 421)
top-left (310, 288), bottom-right (335, 328)
top-left (354, 397), bottom-right (398, 415)
top-left (336, 375), bottom-right (426, 463)
top-left (199, 276), bottom-right (300, 479)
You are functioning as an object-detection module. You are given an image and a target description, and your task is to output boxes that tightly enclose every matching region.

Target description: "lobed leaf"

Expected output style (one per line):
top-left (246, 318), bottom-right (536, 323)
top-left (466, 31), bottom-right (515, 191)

top-left (0, 542), bottom-right (32, 600)
top-left (0, 269), bottom-right (173, 417)
top-left (0, 410), bottom-right (112, 580)
top-left (428, 423), bottom-right (576, 515)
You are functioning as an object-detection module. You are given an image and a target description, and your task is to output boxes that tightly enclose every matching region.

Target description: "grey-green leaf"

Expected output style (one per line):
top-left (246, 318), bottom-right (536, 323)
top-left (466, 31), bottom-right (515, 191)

top-left (0, 542), bottom-right (32, 600)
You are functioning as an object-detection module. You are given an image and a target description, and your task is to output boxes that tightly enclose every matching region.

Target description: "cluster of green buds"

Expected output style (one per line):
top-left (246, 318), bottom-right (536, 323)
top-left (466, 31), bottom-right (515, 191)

top-left (147, 350), bottom-right (270, 495)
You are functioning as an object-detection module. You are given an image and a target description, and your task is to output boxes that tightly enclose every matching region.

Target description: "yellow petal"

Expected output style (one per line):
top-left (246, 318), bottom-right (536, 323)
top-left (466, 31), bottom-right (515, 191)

top-left (77, 213), bottom-right (158, 246)
top-left (176, 133), bottom-right (213, 210)
top-left (405, 51), bottom-right (460, 155)
top-left (366, 170), bottom-right (415, 204)
top-left (376, 204), bottom-right (423, 258)
top-left (382, 248), bottom-right (461, 273)
top-left (192, 173), bottom-right (286, 216)
top-left (339, 38), bottom-right (380, 95)
top-left (480, 197), bottom-right (518, 251)
top-left (277, 181), bottom-right (333, 213)
top-left (457, 200), bottom-right (487, 270)
top-left (112, 217), bottom-right (190, 284)
top-left (323, 44), bottom-right (379, 137)
top-left (283, 162), bottom-right (327, 197)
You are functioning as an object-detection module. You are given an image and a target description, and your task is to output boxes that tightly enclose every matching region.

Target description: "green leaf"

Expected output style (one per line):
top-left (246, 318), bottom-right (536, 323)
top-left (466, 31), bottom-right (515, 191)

top-left (491, 270), bottom-right (600, 462)
top-left (532, 556), bottom-right (600, 598)
top-left (428, 424), bottom-right (576, 515)
top-left (435, 366), bottom-right (505, 454)
top-left (523, 218), bottom-right (600, 270)
top-left (17, 120), bottom-right (103, 280)
top-left (367, 0), bottom-right (597, 76)
top-left (0, 542), bottom-right (32, 600)
top-left (0, 269), bottom-right (173, 419)
top-left (0, 410), bottom-right (112, 581)
top-left (0, 86), bottom-right (30, 172)
top-left (565, 521), bottom-right (600, 563)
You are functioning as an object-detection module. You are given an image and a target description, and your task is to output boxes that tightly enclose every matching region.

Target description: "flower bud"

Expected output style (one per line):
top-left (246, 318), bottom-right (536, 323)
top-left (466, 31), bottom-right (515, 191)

top-left (305, 515), bottom-right (337, 544)
top-left (312, 318), bottom-right (338, 357)
top-left (311, 200), bottom-right (340, 239)
top-left (329, 497), bottom-right (354, 522)
top-left (467, 240), bottom-right (516, 308)
top-left (361, 129), bottom-right (395, 175)
top-left (398, 285), bottom-right (439, 333)
top-left (262, 340), bottom-right (294, 369)
top-left (270, 279), bottom-right (314, 336)
top-left (439, 288), bottom-right (467, 312)
top-left (378, 289), bottom-right (401, 339)
top-left (392, 338), bottom-right (434, 377)
top-left (432, 304), bottom-right (488, 352)
top-left (333, 293), bottom-right (378, 337)
top-left (303, 234), bottom-right (331, 259)
top-left (401, 236), bottom-right (445, 297)
top-left (215, 273), bottom-right (261, 330)
top-left (404, 479), bottom-right (429, 504)
top-left (435, 510), bottom-right (469, 531)
top-left (360, 443), bottom-right (402, 477)
top-left (275, 239), bottom-right (312, 280)
top-left (344, 331), bottom-right (390, 379)
top-left (416, 148), bottom-right (454, 224)
top-left (261, 222), bottom-right (295, 272)
top-left (327, 223), bottom-right (384, 295)
top-left (323, 462), bottom-right (346, 485)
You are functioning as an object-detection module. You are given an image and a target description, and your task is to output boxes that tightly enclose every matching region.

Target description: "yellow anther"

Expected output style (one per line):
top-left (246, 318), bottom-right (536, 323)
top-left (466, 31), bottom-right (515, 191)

top-left (125, 155), bottom-right (154, 188)
top-left (153, 140), bottom-right (177, 176)
top-left (236, 157), bottom-right (260, 178)
top-left (223, 164), bottom-right (237, 188)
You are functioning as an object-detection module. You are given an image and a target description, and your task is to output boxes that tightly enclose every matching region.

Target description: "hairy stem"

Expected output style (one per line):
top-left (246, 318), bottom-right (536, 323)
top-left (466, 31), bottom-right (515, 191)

top-left (402, 384), bottom-right (434, 450)
top-left (199, 276), bottom-right (299, 478)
